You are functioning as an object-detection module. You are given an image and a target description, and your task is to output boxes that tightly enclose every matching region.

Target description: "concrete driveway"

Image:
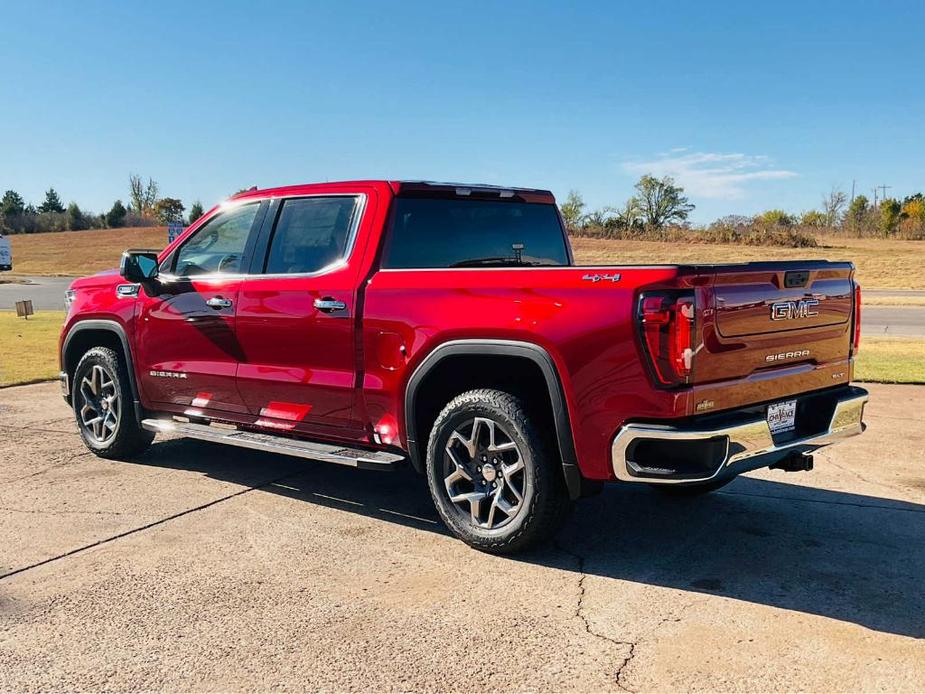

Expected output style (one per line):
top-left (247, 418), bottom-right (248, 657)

top-left (0, 382), bottom-right (923, 691)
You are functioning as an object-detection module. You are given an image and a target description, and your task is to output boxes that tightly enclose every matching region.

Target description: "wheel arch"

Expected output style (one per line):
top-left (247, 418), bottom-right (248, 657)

top-left (62, 319), bottom-right (143, 422)
top-left (403, 339), bottom-right (584, 499)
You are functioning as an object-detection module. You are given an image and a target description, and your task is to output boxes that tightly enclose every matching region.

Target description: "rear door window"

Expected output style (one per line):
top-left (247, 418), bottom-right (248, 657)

top-left (263, 196), bottom-right (360, 275)
top-left (382, 198), bottom-right (569, 269)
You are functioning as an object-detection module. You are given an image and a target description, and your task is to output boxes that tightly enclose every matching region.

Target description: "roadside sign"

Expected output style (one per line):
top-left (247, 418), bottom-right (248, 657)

top-left (167, 224), bottom-right (185, 243)
top-left (0, 234), bottom-right (11, 271)
top-left (15, 299), bottom-right (34, 319)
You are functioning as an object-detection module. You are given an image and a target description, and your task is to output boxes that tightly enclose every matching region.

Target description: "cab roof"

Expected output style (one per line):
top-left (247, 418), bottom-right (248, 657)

top-left (230, 180), bottom-right (556, 204)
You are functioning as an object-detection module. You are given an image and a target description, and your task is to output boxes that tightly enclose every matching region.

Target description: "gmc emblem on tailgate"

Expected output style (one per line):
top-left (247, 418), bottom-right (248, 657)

top-left (770, 299), bottom-right (820, 321)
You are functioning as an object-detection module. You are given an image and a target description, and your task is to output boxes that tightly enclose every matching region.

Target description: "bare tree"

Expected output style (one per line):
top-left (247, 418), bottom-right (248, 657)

top-left (129, 174), bottom-right (160, 216)
top-left (822, 187), bottom-right (847, 228)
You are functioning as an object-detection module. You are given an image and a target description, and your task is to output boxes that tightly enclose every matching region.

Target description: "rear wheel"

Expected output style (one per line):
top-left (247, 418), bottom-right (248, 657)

top-left (648, 476), bottom-right (734, 497)
top-left (425, 389), bottom-right (570, 554)
top-left (72, 347), bottom-right (153, 459)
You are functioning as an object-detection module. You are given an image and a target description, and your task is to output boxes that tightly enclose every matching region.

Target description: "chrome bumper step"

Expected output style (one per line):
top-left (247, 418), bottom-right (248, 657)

top-left (141, 419), bottom-right (404, 471)
top-left (611, 386), bottom-right (869, 485)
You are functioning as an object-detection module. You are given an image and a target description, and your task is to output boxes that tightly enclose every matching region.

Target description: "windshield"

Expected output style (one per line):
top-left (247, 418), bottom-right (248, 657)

top-left (381, 197), bottom-right (569, 269)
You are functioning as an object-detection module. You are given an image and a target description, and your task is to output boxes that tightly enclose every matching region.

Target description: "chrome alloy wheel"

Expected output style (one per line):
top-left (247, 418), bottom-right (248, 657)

top-left (443, 416), bottom-right (528, 530)
top-left (76, 364), bottom-right (121, 444)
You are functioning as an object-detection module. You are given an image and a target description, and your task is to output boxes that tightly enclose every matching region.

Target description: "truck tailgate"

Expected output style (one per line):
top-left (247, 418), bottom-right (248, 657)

top-left (693, 261), bottom-right (855, 390)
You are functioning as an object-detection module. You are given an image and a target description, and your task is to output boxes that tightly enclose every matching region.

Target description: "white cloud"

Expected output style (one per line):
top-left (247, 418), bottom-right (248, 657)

top-left (623, 149), bottom-right (797, 200)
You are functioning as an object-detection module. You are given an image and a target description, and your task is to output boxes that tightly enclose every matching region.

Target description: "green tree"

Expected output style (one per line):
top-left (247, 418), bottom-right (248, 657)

top-left (154, 197), bottom-right (185, 224)
top-left (612, 199), bottom-right (642, 230)
top-left (129, 174), bottom-right (159, 216)
top-left (630, 175), bottom-right (694, 229)
top-left (559, 190), bottom-right (585, 229)
top-left (66, 202), bottom-right (88, 231)
top-left (847, 195), bottom-right (869, 223)
top-left (39, 188), bottom-right (65, 214)
top-left (878, 199), bottom-right (902, 236)
top-left (583, 207), bottom-right (614, 228)
top-left (106, 200), bottom-right (127, 228)
top-left (188, 200), bottom-right (205, 225)
top-left (1, 190), bottom-right (25, 219)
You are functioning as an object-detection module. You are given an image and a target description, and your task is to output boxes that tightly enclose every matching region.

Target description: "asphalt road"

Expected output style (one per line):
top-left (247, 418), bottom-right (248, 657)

top-left (2, 275), bottom-right (922, 337)
top-left (0, 275), bottom-right (74, 310)
top-left (0, 382), bottom-right (923, 691)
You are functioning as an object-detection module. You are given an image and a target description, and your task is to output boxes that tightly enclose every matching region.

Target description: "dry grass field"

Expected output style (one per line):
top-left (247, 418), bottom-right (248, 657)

top-left (6, 228), bottom-right (923, 290)
top-left (572, 235), bottom-right (925, 290)
top-left (8, 227), bottom-right (167, 276)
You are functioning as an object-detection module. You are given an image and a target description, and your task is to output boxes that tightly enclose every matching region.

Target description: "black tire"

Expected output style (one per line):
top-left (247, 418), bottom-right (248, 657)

top-left (425, 388), bottom-right (570, 554)
top-left (72, 346), bottom-right (154, 459)
top-left (648, 476), bottom-right (734, 497)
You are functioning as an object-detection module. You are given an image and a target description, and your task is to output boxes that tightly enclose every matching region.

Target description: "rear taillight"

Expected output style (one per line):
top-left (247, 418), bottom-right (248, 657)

top-left (851, 283), bottom-right (862, 355)
top-left (637, 292), bottom-right (695, 388)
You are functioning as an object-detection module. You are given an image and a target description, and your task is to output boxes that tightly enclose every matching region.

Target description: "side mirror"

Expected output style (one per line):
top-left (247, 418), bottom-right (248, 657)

top-left (120, 250), bottom-right (160, 283)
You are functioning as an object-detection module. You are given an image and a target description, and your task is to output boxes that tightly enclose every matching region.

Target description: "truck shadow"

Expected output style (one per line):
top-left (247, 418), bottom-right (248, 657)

top-left (136, 437), bottom-right (925, 639)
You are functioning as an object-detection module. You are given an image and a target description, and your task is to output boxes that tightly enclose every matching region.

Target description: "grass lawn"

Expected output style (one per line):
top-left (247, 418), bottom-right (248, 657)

top-left (861, 295), bottom-right (925, 307)
top-left (854, 338), bottom-right (925, 384)
top-left (0, 310), bottom-right (63, 386)
top-left (1, 309), bottom-right (921, 388)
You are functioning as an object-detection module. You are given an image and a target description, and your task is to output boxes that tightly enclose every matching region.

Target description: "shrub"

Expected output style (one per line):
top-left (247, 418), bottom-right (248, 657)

top-left (757, 209), bottom-right (794, 227)
top-left (123, 212), bottom-right (160, 227)
top-left (800, 210), bottom-right (828, 227)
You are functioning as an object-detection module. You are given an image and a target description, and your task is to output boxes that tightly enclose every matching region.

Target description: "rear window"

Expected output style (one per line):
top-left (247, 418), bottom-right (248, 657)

top-left (382, 198), bottom-right (569, 269)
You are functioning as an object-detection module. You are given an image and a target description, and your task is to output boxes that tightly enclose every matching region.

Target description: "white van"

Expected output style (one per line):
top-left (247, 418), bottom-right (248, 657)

top-left (0, 233), bottom-right (11, 271)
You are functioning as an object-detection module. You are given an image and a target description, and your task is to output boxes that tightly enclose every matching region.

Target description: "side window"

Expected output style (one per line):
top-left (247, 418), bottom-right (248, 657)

top-left (173, 203), bottom-right (260, 277)
top-left (264, 196), bottom-right (359, 275)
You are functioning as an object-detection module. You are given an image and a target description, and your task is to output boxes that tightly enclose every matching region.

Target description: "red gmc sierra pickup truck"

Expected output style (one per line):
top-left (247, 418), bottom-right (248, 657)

top-left (59, 180), bottom-right (868, 553)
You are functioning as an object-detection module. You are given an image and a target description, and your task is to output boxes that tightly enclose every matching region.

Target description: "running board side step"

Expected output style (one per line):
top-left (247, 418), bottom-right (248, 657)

top-left (141, 419), bottom-right (405, 471)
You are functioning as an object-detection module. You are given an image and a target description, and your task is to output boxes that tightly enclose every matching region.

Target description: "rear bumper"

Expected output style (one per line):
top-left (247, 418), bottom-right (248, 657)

top-left (611, 386), bottom-right (868, 484)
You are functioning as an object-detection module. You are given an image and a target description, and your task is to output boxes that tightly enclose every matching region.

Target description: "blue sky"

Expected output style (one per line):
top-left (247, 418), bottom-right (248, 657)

top-left (1, 0), bottom-right (923, 223)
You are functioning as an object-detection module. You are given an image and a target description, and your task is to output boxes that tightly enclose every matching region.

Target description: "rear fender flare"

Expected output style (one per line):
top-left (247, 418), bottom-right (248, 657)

top-left (403, 339), bottom-right (582, 499)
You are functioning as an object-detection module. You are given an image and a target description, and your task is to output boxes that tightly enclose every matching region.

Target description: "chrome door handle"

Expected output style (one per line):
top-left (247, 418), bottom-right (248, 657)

top-left (313, 298), bottom-right (347, 313)
top-left (206, 297), bottom-right (233, 309)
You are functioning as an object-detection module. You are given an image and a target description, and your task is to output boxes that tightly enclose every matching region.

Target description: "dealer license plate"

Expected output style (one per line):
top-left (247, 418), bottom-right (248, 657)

top-left (767, 399), bottom-right (797, 434)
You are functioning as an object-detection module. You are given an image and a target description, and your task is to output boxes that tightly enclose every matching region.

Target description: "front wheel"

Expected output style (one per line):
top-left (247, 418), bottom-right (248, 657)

top-left (72, 347), bottom-right (153, 459)
top-left (425, 389), bottom-right (570, 554)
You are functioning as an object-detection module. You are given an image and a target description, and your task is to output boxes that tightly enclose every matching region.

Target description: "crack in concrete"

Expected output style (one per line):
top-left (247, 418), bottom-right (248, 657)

top-left (1, 452), bottom-right (90, 484)
top-left (556, 543), bottom-right (638, 692)
top-left (819, 453), bottom-right (919, 498)
top-left (0, 467), bottom-right (313, 581)
top-left (556, 543), bottom-right (708, 693)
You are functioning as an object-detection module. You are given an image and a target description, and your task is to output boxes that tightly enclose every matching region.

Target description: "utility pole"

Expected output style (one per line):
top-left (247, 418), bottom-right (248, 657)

top-left (850, 179), bottom-right (856, 205)
top-left (876, 184), bottom-right (892, 203)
